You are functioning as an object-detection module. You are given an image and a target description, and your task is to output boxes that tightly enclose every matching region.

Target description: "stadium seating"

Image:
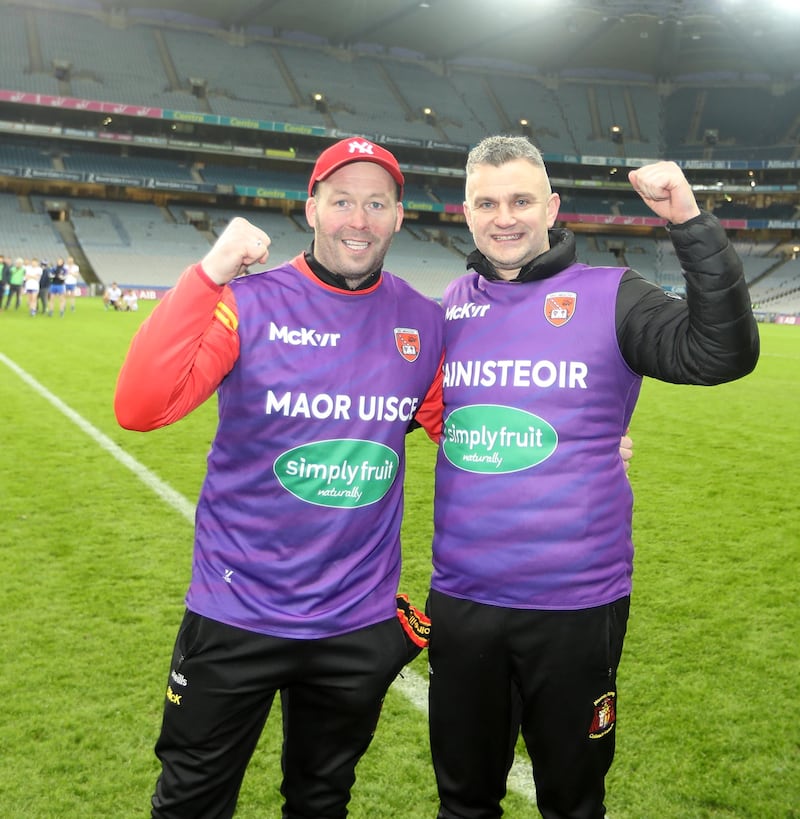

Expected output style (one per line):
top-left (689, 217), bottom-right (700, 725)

top-left (66, 198), bottom-right (211, 287)
top-left (36, 9), bottom-right (170, 107)
top-left (382, 228), bottom-right (467, 298)
top-left (0, 4), bottom-right (798, 308)
top-left (62, 150), bottom-right (196, 182)
top-left (3, 3), bottom-right (799, 159)
top-left (0, 142), bottom-right (56, 172)
top-left (199, 164), bottom-right (307, 190)
top-left (0, 192), bottom-right (70, 262)
top-left (748, 258), bottom-right (800, 302)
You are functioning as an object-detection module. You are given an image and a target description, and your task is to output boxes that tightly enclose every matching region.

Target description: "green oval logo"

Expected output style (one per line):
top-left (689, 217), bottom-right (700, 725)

top-left (442, 404), bottom-right (557, 474)
top-left (274, 438), bottom-right (399, 508)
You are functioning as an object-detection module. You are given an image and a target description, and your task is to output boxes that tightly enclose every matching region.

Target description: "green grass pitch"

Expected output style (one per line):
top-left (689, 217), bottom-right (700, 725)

top-left (1, 299), bottom-right (797, 817)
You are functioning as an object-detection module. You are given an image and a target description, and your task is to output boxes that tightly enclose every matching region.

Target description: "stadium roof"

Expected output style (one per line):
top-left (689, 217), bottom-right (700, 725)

top-left (33, 0), bottom-right (800, 84)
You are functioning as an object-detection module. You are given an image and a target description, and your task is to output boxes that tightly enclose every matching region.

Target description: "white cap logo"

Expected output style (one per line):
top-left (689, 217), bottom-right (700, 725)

top-left (347, 139), bottom-right (376, 156)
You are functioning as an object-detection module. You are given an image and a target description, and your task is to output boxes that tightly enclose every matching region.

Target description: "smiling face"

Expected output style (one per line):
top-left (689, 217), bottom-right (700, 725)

top-left (305, 162), bottom-right (403, 289)
top-left (464, 157), bottom-right (561, 281)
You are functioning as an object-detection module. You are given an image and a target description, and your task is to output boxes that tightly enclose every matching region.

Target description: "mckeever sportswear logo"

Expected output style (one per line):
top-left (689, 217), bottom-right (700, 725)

top-left (269, 321), bottom-right (341, 347)
top-left (445, 301), bottom-right (491, 321)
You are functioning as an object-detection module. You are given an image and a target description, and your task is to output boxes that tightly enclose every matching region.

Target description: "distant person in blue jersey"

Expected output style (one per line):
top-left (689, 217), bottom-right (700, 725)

top-left (426, 136), bottom-right (759, 819)
top-left (47, 257), bottom-right (68, 317)
top-left (114, 137), bottom-right (440, 819)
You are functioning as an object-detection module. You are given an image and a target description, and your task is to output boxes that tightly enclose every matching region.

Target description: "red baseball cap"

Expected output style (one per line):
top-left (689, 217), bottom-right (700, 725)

top-left (308, 137), bottom-right (404, 196)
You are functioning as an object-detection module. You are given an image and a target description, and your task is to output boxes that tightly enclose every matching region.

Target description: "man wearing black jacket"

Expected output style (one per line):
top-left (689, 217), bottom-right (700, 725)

top-left (426, 136), bottom-right (759, 819)
top-left (37, 261), bottom-right (52, 315)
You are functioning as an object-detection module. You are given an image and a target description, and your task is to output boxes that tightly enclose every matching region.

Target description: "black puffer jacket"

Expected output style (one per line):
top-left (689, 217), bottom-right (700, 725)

top-left (466, 212), bottom-right (760, 385)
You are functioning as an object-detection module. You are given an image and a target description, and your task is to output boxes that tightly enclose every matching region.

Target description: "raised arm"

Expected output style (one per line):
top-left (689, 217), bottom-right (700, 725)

top-left (618, 163), bottom-right (759, 384)
top-left (114, 218), bottom-right (271, 431)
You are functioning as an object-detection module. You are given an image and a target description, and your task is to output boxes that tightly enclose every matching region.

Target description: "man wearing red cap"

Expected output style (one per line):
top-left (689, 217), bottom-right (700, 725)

top-left (114, 137), bottom-right (440, 819)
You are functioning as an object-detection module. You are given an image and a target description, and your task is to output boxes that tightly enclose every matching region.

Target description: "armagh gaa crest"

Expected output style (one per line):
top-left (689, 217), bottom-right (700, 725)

top-left (394, 327), bottom-right (420, 362)
top-left (589, 691), bottom-right (616, 739)
top-left (544, 291), bottom-right (576, 327)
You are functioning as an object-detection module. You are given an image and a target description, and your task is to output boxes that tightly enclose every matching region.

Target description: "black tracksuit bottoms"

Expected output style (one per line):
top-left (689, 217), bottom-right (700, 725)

top-left (428, 590), bottom-right (630, 819)
top-left (150, 610), bottom-right (411, 819)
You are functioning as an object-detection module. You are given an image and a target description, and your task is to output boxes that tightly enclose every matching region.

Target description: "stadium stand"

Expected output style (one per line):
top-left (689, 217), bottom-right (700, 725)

top-left (36, 8), bottom-right (178, 109)
top-left (664, 86), bottom-right (800, 160)
top-left (199, 163), bottom-right (307, 190)
top-left (748, 258), bottom-right (800, 304)
top-left (275, 46), bottom-right (432, 138)
top-left (759, 290), bottom-right (800, 312)
top-left (62, 149), bottom-right (196, 182)
top-left (165, 30), bottom-right (295, 116)
top-left (0, 6), bottom-right (61, 97)
top-left (66, 199), bottom-right (211, 287)
top-left (202, 207), bottom-right (312, 258)
top-left (430, 224), bottom-right (474, 258)
top-left (0, 141), bottom-right (57, 173)
top-left (0, 192), bottom-right (70, 262)
top-left (0, 2), bottom-right (798, 312)
top-left (376, 61), bottom-right (478, 146)
top-left (382, 228), bottom-right (467, 298)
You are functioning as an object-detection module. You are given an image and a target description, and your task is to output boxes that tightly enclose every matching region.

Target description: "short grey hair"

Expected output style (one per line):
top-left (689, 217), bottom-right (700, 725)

top-left (466, 135), bottom-right (547, 175)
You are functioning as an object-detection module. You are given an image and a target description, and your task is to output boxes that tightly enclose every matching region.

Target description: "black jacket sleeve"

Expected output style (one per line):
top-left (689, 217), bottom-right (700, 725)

top-left (616, 212), bottom-right (759, 385)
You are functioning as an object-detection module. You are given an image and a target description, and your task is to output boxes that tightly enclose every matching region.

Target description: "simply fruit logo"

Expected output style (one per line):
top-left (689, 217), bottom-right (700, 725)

top-left (442, 405), bottom-right (557, 473)
top-left (274, 438), bottom-right (399, 507)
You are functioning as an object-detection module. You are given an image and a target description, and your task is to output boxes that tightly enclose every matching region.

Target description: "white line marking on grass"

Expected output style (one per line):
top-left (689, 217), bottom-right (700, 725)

top-left (391, 669), bottom-right (537, 805)
top-left (2, 352), bottom-right (537, 806)
top-left (0, 352), bottom-right (195, 524)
